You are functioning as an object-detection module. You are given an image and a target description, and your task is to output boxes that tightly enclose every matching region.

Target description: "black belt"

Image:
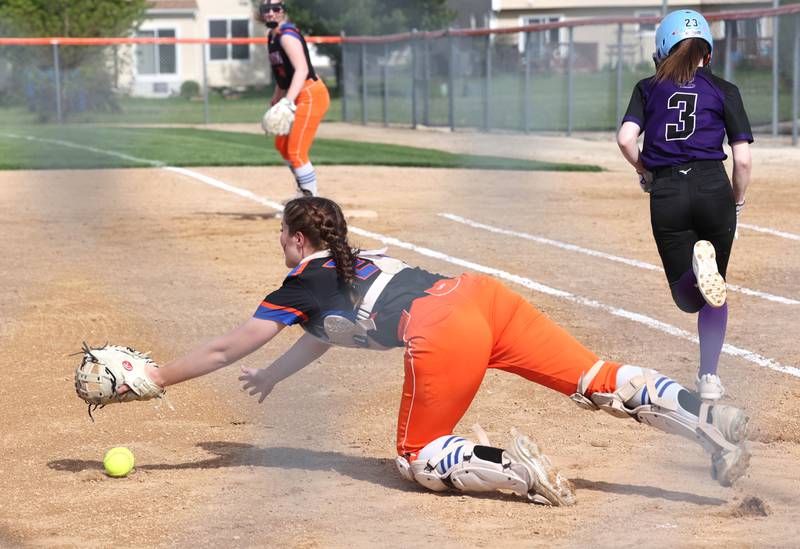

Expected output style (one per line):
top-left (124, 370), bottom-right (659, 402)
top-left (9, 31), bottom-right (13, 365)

top-left (653, 160), bottom-right (724, 179)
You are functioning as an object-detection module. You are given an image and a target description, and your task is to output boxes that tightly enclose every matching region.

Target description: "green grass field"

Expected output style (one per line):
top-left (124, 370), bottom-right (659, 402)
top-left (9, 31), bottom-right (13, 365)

top-left (0, 125), bottom-right (602, 171)
top-left (1, 67), bottom-right (788, 133)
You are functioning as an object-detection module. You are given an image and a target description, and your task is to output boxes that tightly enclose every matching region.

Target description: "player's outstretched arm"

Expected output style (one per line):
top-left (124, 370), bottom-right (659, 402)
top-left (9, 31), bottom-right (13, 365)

top-left (239, 332), bottom-right (331, 403)
top-left (145, 317), bottom-right (285, 389)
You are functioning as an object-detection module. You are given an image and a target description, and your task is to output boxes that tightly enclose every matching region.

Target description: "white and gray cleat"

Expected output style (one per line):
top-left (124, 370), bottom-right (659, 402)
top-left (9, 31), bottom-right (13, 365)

top-left (707, 403), bottom-right (750, 486)
top-left (693, 240), bottom-right (727, 307)
top-left (712, 444), bottom-right (751, 487)
top-left (696, 373), bottom-right (725, 401)
top-left (708, 403), bottom-right (749, 445)
top-left (506, 429), bottom-right (576, 506)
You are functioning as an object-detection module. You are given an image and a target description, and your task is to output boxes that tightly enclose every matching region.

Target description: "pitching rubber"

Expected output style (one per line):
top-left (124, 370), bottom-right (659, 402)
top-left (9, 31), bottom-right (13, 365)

top-left (692, 240), bottom-right (727, 308)
top-left (507, 431), bottom-right (576, 506)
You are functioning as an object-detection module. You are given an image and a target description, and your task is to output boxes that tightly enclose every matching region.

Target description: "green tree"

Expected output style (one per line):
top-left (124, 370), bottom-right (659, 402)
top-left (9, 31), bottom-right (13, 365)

top-left (253, 0), bottom-right (455, 92)
top-left (0, 0), bottom-right (148, 118)
top-left (270, 0), bottom-right (453, 36)
top-left (0, 0), bottom-right (147, 37)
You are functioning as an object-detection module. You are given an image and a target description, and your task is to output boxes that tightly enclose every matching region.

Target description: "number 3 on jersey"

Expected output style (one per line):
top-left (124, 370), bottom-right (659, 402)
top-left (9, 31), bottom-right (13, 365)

top-left (665, 92), bottom-right (698, 141)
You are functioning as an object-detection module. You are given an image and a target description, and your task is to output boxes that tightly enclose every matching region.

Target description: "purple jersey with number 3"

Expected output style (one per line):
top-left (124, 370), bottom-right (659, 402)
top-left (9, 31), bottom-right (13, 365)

top-left (622, 67), bottom-right (753, 170)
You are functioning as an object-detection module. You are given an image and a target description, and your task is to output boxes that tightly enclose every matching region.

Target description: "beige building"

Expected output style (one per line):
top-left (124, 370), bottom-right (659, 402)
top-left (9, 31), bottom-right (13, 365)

top-left (123, 0), bottom-right (330, 97)
top-left (486, 1), bottom-right (775, 70)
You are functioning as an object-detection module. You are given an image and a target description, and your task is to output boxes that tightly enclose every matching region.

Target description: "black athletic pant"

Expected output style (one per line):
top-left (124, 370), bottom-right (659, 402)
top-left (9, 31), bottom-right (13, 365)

top-left (649, 160), bottom-right (737, 286)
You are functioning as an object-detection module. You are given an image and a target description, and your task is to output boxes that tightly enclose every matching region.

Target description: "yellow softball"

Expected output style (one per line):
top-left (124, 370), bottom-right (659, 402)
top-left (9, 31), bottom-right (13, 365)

top-left (103, 447), bottom-right (135, 478)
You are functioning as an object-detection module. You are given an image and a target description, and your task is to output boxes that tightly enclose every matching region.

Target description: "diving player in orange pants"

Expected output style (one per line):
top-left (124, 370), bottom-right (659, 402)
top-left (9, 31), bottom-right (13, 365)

top-left (112, 197), bottom-right (751, 506)
top-left (260, 0), bottom-right (330, 197)
top-left (397, 273), bottom-right (621, 462)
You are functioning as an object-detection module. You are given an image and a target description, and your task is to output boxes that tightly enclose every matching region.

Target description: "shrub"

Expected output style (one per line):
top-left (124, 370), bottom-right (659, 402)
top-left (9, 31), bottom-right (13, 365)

top-left (180, 80), bottom-right (200, 100)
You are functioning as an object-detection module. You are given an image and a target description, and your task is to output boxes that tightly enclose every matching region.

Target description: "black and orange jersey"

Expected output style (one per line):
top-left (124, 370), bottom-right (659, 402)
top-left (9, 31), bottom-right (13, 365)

top-left (268, 22), bottom-right (317, 90)
top-left (254, 251), bottom-right (445, 347)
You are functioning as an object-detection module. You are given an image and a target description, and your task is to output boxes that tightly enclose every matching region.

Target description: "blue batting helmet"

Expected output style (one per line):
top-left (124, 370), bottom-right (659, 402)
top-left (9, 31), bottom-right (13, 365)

top-left (654, 10), bottom-right (713, 64)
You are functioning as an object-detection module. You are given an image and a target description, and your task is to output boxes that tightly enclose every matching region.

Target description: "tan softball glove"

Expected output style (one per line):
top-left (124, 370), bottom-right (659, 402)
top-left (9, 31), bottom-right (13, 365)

top-left (261, 97), bottom-right (296, 136)
top-left (74, 343), bottom-right (165, 420)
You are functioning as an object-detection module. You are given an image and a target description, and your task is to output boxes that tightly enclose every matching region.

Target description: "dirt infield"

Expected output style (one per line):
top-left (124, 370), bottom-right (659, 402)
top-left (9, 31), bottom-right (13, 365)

top-left (1, 127), bottom-right (799, 547)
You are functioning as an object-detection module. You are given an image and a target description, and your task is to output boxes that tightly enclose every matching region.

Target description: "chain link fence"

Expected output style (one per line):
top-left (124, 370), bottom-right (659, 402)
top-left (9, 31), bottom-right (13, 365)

top-left (1, 5), bottom-right (799, 142)
top-left (340, 5), bottom-right (800, 143)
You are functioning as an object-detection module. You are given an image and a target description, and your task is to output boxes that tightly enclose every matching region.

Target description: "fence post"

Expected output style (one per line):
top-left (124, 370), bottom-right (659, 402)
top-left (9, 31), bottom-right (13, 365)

top-left (724, 20), bottom-right (733, 82)
top-left (341, 32), bottom-right (348, 122)
top-left (423, 35), bottom-right (430, 126)
top-left (616, 23), bottom-right (624, 128)
top-left (793, 14), bottom-right (799, 145)
top-left (382, 42), bottom-right (389, 127)
top-left (448, 30), bottom-right (455, 132)
top-left (113, 45), bottom-right (119, 90)
top-left (52, 43), bottom-right (63, 124)
top-left (411, 31), bottom-right (418, 129)
top-left (567, 26), bottom-right (574, 136)
top-left (202, 43), bottom-right (209, 124)
top-left (523, 31), bottom-right (532, 133)
top-left (483, 32), bottom-right (491, 131)
top-left (361, 41), bottom-right (368, 125)
top-left (773, 1), bottom-right (780, 137)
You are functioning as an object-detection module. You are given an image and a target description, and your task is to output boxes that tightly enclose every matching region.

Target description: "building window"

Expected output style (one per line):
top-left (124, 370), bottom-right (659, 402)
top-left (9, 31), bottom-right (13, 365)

top-left (522, 16), bottom-right (563, 55)
top-left (209, 19), bottom-right (251, 61)
top-left (637, 11), bottom-right (659, 34)
top-left (136, 29), bottom-right (176, 75)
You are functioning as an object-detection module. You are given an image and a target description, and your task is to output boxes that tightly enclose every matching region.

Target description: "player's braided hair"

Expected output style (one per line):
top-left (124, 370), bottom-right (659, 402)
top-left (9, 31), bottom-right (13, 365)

top-left (283, 197), bottom-right (359, 295)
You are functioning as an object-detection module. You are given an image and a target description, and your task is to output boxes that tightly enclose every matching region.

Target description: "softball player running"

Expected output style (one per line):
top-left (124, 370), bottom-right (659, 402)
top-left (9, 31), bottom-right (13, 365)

top-left (617, 10), bottom-right (753, 401)
top-left (116, 197), bottom-right (750, 505)
top-left (259, 0), bottom-right (330, 197)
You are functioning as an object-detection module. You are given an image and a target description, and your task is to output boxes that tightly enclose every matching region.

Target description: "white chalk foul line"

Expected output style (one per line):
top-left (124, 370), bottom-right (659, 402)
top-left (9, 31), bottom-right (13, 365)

top-left (163, 167), bottom-right (285, 211)
top-left (739, 222), bottom-right (800, 242)
top-left (4, 133), bottom-right (165, 167)
top-left (346, 226), bottom-right (800, 378)
top-left (9, 133), bottom-right (799, 378)
top-left (440, 213), bottom-right (800, 306)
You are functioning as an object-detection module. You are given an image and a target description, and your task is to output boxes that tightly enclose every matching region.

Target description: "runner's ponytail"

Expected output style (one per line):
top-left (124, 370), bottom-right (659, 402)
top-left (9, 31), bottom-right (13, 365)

top-left (655, 38), bottom-right (711, 85)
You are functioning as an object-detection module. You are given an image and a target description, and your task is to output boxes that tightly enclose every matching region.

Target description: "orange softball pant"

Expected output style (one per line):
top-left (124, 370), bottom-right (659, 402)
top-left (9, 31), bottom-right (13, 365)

top-left (396, 274), bottom-right (621, 459)
top-left (274, 78), bottom-right (330, 168)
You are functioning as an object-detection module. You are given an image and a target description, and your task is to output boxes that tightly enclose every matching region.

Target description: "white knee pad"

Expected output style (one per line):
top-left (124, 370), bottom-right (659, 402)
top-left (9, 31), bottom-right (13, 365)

top-left (398, 435), bottom-right (529, 497)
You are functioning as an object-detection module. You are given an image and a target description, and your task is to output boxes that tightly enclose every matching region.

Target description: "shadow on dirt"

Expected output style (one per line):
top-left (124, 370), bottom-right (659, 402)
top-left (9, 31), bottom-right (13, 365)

top-left (572, 478), bottom-right (727, 506)
top-left (47, 441), bottom-right (407, 490)
top-left (49, 442), bottom-right (730, 506)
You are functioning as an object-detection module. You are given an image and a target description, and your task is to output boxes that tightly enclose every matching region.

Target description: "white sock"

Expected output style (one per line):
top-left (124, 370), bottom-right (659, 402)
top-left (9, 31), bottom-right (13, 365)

top-left (293, 162), bottom-right (317, 196)
top-left (615, 365), bottom-right (698, 420)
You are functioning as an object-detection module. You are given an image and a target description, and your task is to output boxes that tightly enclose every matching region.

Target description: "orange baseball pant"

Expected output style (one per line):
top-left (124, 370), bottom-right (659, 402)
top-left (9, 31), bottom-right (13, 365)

top-left (396, 274), bottom-right (621, 459)
top-left (275, 78), bottom-right (330, 168)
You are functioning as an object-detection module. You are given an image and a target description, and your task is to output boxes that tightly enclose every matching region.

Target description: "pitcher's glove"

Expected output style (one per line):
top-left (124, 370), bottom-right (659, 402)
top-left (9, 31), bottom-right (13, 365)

top-left (75, 343), bottom-right (165, 420)
top-left (261, 97), bottom-right (296, 136)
